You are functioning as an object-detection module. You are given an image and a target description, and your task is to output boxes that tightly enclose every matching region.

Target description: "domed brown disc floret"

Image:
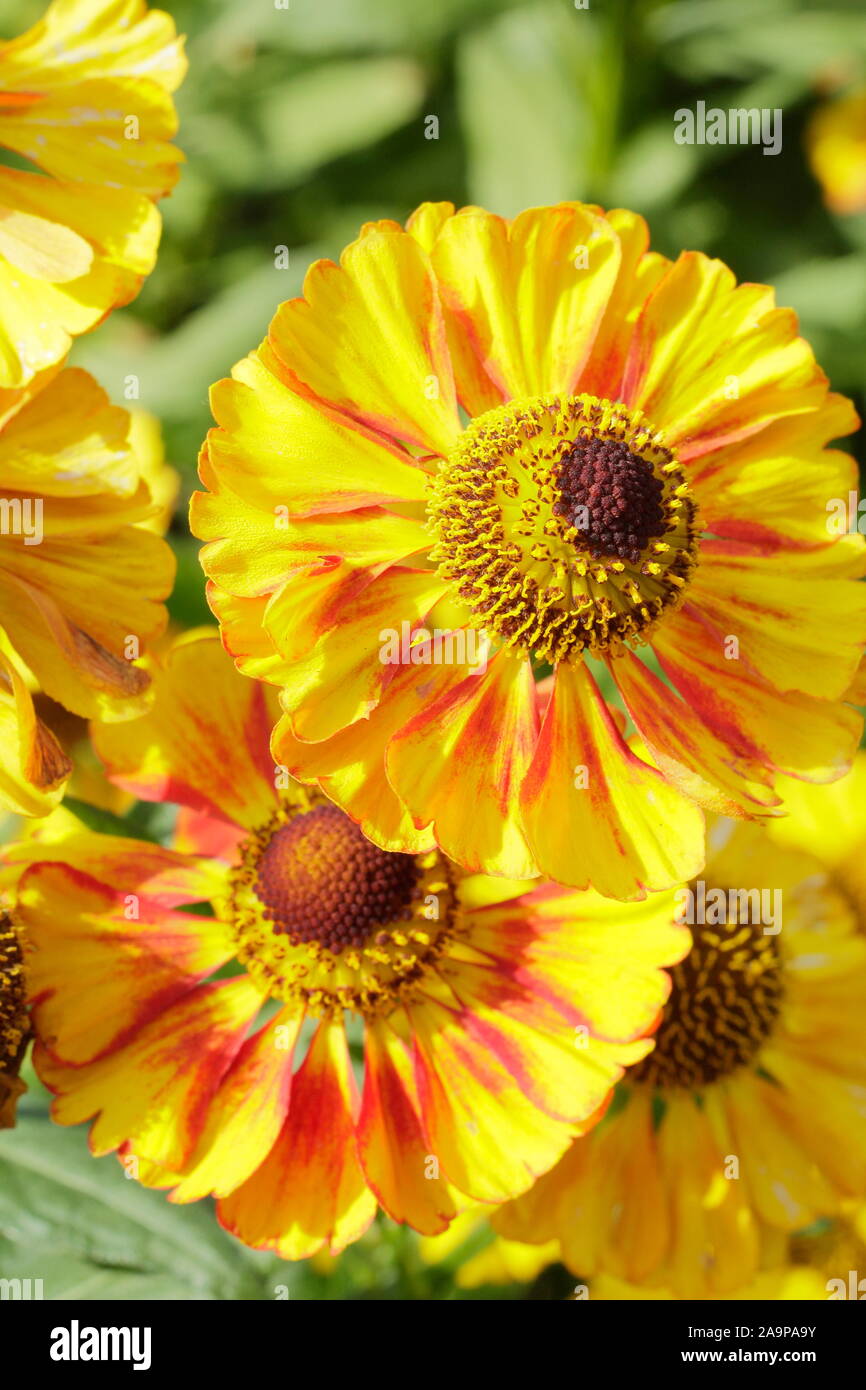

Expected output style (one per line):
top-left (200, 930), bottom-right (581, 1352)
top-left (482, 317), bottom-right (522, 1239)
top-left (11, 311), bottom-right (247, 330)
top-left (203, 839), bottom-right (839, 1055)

top-left (228, 794), bottom-right (459, 1018)
top-left (254, 804), bottom-right (421, 954)
top-left (428, 392), bottom-right (699, 664)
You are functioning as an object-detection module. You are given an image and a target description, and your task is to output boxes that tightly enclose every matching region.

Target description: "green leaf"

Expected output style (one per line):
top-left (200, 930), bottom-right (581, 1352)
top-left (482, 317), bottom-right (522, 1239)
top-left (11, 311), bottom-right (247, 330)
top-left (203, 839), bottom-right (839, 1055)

top-left (772, 255), bottom-right (866, 331)
top-left (457, 0), bottom-right (619, 215)
top-left (255, 58), bottom-right (426, 188)
top-left (0, 1117), bottom-right (262, 1300)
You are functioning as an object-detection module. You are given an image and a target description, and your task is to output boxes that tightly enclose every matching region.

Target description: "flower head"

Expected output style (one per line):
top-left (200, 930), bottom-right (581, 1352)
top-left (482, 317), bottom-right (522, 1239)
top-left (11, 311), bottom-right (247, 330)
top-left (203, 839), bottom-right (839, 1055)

top-left (6, 631), bottom-right (687, 1258)
top-left (492, 767), bottom-right (866, 1296)
top-left (0, 0), bottom-right (186, 385)
top-left (0, 365), bottom-right (174, 815)
top-left (193, 201), bottom-right (866, 898)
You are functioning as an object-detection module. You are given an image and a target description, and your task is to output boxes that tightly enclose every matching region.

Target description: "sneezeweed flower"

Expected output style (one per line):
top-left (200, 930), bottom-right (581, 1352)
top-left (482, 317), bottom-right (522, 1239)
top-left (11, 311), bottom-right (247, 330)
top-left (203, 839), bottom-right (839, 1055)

top-left (492, 776), bottom-right (866, 1298)
top-left (0, 0), bottom-right (186, 386)
top-left (5, 631), bottom-right (687, 1258)
top-left (0, 364), bottom-right (174, 816)
top-left (806, 87), bottom-right (866, 215)
top-left (0, 910), bottom-right (28, 1127)
top-left (192, 200), bottom-right (866, 898)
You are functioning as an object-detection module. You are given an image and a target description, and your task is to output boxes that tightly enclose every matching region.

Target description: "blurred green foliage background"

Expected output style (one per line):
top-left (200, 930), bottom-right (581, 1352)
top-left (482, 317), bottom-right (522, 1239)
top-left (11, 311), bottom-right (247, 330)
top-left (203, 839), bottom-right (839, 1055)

top-left (1, 0), bottom-right (865, 1299)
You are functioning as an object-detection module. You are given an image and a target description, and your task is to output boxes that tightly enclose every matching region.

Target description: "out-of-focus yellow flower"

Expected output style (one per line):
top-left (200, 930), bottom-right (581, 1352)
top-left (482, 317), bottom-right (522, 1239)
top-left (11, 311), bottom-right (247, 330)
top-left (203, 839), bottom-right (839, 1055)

top-left (128, 410), bottom-right (180, 535)
top-left (806, 87), bottom-right (866, 215)
top-left (495, 766), bottom-right (866, 1297)
top-left (0, 0), bottom-right (186, 386)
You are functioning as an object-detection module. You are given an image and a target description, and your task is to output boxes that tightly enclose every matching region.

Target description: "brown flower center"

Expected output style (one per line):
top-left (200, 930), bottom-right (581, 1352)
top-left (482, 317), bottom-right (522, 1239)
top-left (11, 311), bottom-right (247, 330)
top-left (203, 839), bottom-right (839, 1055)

top-left (253, 803), bottom-right (420, 954)
top-left (552, 435), bottom-right (669, 564)
top-left (631, 900), bottom-right (784, 1089)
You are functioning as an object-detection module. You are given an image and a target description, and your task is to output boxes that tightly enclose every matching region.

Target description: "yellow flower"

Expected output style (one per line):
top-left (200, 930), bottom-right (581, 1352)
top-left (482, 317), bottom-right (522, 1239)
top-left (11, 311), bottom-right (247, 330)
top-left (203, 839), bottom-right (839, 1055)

top-left (806, 87), bottom-right (866, 215)
top-left (192, 201), bottom-right (866, 899)
top-left (0, 364), bottom-right (174, 816)
top-left (3, 631), bottom-right (687, 1258)
top-left (0, 0), bottom-right (186, 386)
top-left (493, 766), bottom-right (866, 1296)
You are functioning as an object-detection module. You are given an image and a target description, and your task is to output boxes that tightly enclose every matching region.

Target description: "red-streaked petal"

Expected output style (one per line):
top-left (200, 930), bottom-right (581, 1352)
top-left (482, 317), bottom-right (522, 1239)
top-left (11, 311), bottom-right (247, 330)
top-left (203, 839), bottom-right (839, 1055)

top-left (357, 1018), bottom-right (461, 1234)
top-left (520, 661), bottom-right (705, 897)
top-left (36, 977), bottom-right (265, 1170)
top-left (218, 1019), bottom-right (377, 1259)
top-left (387, 650), bottom-right (539, 877)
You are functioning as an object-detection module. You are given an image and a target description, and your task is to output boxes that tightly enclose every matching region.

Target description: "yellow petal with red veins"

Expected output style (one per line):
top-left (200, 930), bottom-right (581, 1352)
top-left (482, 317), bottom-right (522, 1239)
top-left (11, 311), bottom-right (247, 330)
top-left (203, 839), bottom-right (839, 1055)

top-left (688, 545), bottom-right (866, 700)
top-left (409, 992), bottom-right (578, 1204)
top-left (654, 602), bottom-right (863, 782)
top-left (201, 350), bottom-right (432, 520)
top-left (279, 566), bottom-right (448, 742)
top-left (218, 1019), bottom-right (377, 1259)
top-left (170, 1008), bottom-right (301, 1203)
top-left (623, 252), bottom-right (827, 452)
top-left (683, 392), bottom-right (859, 550)
top-left (613, 651), bottom-right (779, 817)
top-left (37, 976), bottom-right (265, 1170)
top-left (20, 860), bottom-right (235, 1065)
top-left (520, 661), bottom-right (705, 898)
top-left (204, 584), bottom-right (288, 686)
top-left (2, 828), bottom-right (226, 905)
top-left (92, 631), bottom-right (278, 830)
top-left (358, 1020), bottom-right (461, 1234)
top-left (272, 657), bottom-right (464, 855)
top-left (194, 470), bottom-right (426, 600)
top-left (430, 204), bottom-right (621, 407)
top-left (575, 208), bottom-right (669, 400)
top-left (0, 79), bottom-right (183, 198)
top-left (462, 884), bottom-right (688, 1045)
top-left (388, 651), bottom-right (539, 877)
top-left (266, 227), bottom-right (461, 456)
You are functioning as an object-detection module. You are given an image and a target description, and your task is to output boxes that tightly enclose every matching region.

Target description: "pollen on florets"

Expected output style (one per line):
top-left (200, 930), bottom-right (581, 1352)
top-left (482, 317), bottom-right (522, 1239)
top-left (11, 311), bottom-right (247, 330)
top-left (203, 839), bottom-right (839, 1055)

top-left (630, 905), bottom-right (784, 1090)
top-left (428, 392), bottom-right (699, 664)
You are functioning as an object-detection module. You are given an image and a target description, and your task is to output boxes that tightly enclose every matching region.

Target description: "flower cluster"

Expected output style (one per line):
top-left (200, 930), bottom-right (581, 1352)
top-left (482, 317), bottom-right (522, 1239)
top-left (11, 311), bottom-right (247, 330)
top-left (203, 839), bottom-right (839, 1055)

top-left (1, 0), bottom-right (865, 1308)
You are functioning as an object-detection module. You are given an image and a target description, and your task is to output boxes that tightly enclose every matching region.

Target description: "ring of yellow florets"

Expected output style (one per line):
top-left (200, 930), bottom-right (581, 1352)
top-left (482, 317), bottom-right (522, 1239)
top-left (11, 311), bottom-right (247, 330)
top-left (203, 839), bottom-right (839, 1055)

top-left (428, 393), bottom-right (699, 664)
top-left (227, 794), bottom-right (460, 1019)
top-left (631, 900), bottom-right (783, 1090)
